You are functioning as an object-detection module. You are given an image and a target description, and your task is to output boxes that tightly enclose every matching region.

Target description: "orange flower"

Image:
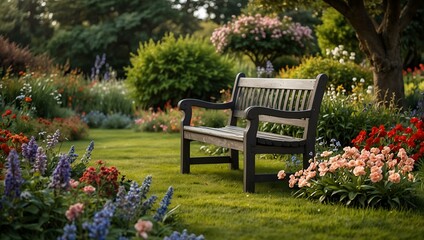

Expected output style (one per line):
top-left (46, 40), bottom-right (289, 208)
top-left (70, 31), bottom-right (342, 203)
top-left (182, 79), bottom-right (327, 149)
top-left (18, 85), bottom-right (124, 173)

top-left (24, 97), bottom-right (32, 103)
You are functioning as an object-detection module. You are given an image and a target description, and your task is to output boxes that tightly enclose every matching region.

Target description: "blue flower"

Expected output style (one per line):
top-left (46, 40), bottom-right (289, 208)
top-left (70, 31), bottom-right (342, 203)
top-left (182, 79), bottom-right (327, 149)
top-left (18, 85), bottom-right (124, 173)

top-left (57, 223), bottom-right (77, 240)
top-left (22, 136), bottom-right (38, 164)
top-left (115, 181), bottom-right (142, 221)
top-left (48, 154), bottom-right (71, 190)
top-left (140, 195), bottom-right (157, 215)
top-left (33, 147), bottom-right (47, 175)
top-left (140, 175), bottom-right (152, 199)
top-left (83, 201), bottom-right (115, 240)
top-left (4, 149), bottom-right (23, 199)
top-left (67, 145), bottom-right (78, 164)
top-left (164, 229), bottom-right (205, 240)
top-left (81, 141), bottom-right (94, 164)
top-left (154, 186), bottom-right (174, 222)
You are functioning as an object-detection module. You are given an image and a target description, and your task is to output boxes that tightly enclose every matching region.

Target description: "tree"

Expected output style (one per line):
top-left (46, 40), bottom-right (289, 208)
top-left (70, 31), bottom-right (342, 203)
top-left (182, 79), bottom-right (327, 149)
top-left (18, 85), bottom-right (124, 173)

top-left (253, 0), bottom-right (423, 107)
top-left (211, 14), bottom-right (313, 67)
top-left (45, 0), bottom-right (199, 77)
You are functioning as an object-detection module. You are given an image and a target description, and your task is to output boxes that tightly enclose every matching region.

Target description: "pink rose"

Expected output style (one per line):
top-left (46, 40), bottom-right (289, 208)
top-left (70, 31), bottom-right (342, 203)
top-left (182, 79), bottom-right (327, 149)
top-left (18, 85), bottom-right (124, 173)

top-left (277, 170), bottom-right (286, 180)
top-left (353, 166), bottom-right (365, 176)
top-left (134, 220), bottom-right (153, 239)
top-left (388, 172), bottom-right (401, 183)
top-left (69, 179), bottom-right (79, 188)
top-left (83, 185), bottom-right (96, 194)
top-left (65, 203), bottom-right (84, 221)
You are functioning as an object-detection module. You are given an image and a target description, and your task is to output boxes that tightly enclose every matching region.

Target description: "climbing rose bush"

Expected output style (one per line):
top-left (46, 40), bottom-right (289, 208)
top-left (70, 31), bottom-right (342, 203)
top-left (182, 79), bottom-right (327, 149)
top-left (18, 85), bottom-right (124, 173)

top-left (278, 146), bottom-right (420, 209)
top-left (211, 14), bottom-right (313, 67)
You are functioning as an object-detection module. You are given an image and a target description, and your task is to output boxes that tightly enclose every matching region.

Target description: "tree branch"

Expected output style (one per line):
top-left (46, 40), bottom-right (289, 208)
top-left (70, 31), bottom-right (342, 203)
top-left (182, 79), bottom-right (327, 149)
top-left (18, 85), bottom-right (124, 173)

top-left (399, 0), bottom-right (422, 30)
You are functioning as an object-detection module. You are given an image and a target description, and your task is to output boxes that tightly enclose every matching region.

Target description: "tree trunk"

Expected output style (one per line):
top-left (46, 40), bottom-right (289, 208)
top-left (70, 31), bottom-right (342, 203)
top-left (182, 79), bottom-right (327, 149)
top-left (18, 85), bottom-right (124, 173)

top-left (372, 63), bottom-right (404, 107)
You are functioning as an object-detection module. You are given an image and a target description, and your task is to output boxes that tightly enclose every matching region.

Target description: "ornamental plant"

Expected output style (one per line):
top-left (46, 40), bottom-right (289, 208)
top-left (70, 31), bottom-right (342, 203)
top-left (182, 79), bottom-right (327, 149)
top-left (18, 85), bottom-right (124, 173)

top-left (211, 14), bottom-right (313, 67)
top-left (278, 146), bottom-right (421, 209)
top-left (352, 117), bottom-right (424, 165)
top-left (0, 131), bottom-right (197, 239)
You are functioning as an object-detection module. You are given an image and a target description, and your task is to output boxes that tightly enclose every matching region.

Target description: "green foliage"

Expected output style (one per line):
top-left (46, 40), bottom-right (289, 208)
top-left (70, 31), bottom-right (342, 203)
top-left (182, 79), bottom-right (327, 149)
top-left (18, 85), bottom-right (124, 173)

top-left (126, 33), bottom-right (236, 109)
top-left (280, 56), bottom-right (372, 92)
top-left (285, 146), bottom-right (421, 209)
top-left (318, 83), bottom-right (403, 147)
top-left (100, 113), bottom-right (132, 129)
top-left (315, 8), bottom-right (362, 59)
top-left (403, 65), bottom-right (424, 112)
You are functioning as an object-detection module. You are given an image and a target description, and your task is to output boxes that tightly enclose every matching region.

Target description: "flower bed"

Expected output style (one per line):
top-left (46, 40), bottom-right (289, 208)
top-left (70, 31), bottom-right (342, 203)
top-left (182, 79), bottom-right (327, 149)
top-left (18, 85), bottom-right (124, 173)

top-left (0, 130), bottom-right (203, 239)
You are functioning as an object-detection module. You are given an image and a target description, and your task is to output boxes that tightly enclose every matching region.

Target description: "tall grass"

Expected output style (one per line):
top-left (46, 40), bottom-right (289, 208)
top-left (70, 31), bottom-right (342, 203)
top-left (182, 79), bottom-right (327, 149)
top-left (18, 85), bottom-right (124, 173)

top-left (62, 129), bottom-right (424, 240)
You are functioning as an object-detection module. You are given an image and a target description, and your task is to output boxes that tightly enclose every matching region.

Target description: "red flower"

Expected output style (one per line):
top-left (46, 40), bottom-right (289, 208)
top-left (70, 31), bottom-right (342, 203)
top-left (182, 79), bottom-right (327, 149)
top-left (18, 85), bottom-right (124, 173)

top-left (2, 110), bottom-right (12, 117)
top-left (24, 97), bottom-right (32, 103)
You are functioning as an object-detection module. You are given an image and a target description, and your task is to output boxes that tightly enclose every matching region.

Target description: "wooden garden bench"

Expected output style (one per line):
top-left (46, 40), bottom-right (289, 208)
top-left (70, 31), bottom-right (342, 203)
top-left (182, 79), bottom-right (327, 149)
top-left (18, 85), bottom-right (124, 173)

top-left (178, 73), bottom-right (328, 193)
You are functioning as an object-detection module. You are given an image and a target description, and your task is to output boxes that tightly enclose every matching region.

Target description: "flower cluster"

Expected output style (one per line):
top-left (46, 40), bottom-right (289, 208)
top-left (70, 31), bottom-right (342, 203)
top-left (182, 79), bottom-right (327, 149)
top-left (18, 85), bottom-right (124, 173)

top-left (279, 146), bottom-right (420, 208)
top-left (79, 160), bottom-right (120, 197)
top-left (211, 14), bottom-right (312, 66)
top-left (1, 133), bottom-right (186, 239)
top-left (352, 117), bottom-right (424, 163)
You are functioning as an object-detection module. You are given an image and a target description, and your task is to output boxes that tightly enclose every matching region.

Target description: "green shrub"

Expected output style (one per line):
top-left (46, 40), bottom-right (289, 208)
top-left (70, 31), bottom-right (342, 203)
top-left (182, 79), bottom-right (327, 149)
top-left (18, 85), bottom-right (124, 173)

top-left (126, 33), bottom-right (236, 109)
top-left (82, 110), bottom-right (107, 128)
top-left (315, 8), bottom-right (362, 59)
top-left (280, 56), bottom-right (372, 93)
top-left (100, 113), bottom-right (132, 129)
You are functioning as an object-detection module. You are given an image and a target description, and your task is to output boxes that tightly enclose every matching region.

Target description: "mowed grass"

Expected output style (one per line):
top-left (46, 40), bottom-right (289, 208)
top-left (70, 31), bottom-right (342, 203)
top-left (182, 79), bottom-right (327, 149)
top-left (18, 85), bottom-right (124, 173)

top-left (62, 129), bottom-right (424, 240)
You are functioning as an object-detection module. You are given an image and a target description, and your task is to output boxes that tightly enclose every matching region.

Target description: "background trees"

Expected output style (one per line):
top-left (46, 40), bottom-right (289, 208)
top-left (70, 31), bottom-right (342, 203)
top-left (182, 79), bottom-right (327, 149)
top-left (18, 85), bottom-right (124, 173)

top-left (253, 0), bottom-right (423, 107)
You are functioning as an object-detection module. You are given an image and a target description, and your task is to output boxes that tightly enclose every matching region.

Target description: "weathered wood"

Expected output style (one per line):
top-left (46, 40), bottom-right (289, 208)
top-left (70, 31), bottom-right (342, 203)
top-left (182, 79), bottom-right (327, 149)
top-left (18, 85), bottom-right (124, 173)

top-left (178, 72), bottom-right (328, 193)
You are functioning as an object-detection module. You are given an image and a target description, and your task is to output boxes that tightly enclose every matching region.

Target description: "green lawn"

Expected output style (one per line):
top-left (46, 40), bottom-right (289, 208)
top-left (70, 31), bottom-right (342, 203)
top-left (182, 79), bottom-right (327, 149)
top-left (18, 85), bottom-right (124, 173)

top-left (62, 129), bottom-right (424, 240)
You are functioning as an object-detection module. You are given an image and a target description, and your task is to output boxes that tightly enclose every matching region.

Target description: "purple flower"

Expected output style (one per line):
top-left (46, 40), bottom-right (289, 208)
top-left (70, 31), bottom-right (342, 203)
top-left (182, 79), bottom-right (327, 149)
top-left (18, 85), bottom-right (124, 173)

top-left (140, 195), bottom-right (157, 215)
top-left (140, 175), bottom-right (152, 199)
top-left (47, 129), bottom-right (61, 150)
top-left (58, 223), bottom-right (77, 240)
top-left (83, 201), bottom-right (115, 240)
top-left (22, 136), bottom-right (38, 164)
top-left (81, 141), bottom-right (94, 164)
top-left (67, 145), bottom-right (78, 164)
top-left (4, 149), bottom-right (23, 199)
top-left (154, 186), bottom-right (174, 222)
top-left (164, 229), bottom-right (205, 240)
top-left (48, 154), bottom-right (71, 190)
top-left (115, 181), bottom-right (142, 221)
top-left (33, 147), bottom-right (47, 175)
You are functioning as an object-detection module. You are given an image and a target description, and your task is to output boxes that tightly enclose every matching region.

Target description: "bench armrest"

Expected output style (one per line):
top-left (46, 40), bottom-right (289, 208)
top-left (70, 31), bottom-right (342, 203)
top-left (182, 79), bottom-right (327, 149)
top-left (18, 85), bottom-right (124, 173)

top-left (244, 106), bottom-right (312, 120)
top-left (178, 99), bottom-right (234, 126)
top-left (178, 98), bottom-right (233, 111)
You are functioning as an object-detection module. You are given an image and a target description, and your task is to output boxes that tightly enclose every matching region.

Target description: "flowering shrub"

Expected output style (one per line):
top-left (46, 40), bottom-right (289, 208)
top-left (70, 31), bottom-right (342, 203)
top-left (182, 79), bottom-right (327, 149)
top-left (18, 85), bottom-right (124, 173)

top-left (352, 117), bottom-right (424, 164)
top-left (0, 131), bottom-right (198, 239)
top-left (211, 14), bottom-right (313, 67)
top-left (278, 146), bottom-right (420, 209)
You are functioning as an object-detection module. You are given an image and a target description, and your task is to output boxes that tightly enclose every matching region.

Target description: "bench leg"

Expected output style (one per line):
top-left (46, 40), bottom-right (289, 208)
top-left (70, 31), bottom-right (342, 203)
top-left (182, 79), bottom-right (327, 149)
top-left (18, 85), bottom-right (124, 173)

top-left (230, 149), bottom-right (239, 170)
top-left (181, 138), bottom-right (190, 174)
top-left (243, 149), bottom-right (255, 193)
top-left (303, 146), bottom-right (314, 169)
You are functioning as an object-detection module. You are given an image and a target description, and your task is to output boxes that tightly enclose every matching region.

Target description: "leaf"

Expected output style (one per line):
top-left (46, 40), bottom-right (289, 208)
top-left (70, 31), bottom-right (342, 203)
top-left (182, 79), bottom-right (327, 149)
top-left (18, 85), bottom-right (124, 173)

top-left (348, 191), bottom-right (358, 201)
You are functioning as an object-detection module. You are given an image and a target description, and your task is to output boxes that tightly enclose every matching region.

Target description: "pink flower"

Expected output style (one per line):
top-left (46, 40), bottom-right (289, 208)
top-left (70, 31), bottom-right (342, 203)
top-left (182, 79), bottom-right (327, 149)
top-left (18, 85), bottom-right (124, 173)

top-left (277, 170), bottom-right (286, 179)
top-left (408, 173), bottom-right (415, 182)
top-left (388, 171), bottom-right (401, 183)
top-left (288, 175), bottom-right (298, 188)
top-left (320, 151), bottom-right (333, 158)
top-left (134, 220), bottom-right (153, 239)
top-left (83, 185), bottom-right (96, 194)
top-left (369, 172), bottom-right (383, 183)
top-left (65, 203), bottom-right (84, 221)
top-left (353, 166), bottom-right (366, 176)
top-left (69, 179), bottom-right (80, 188)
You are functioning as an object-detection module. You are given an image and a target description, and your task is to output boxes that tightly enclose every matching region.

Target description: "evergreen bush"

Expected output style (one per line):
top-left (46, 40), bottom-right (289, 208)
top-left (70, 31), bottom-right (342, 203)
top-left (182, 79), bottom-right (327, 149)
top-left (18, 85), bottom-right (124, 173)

top-left (126, 33), bottom-right (236, 109)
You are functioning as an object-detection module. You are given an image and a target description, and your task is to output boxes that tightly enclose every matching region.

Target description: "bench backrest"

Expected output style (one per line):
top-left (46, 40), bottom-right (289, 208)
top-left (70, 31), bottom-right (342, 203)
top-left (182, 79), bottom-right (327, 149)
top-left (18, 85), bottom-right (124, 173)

top-left (229, 73), bottom-right (328, 139)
